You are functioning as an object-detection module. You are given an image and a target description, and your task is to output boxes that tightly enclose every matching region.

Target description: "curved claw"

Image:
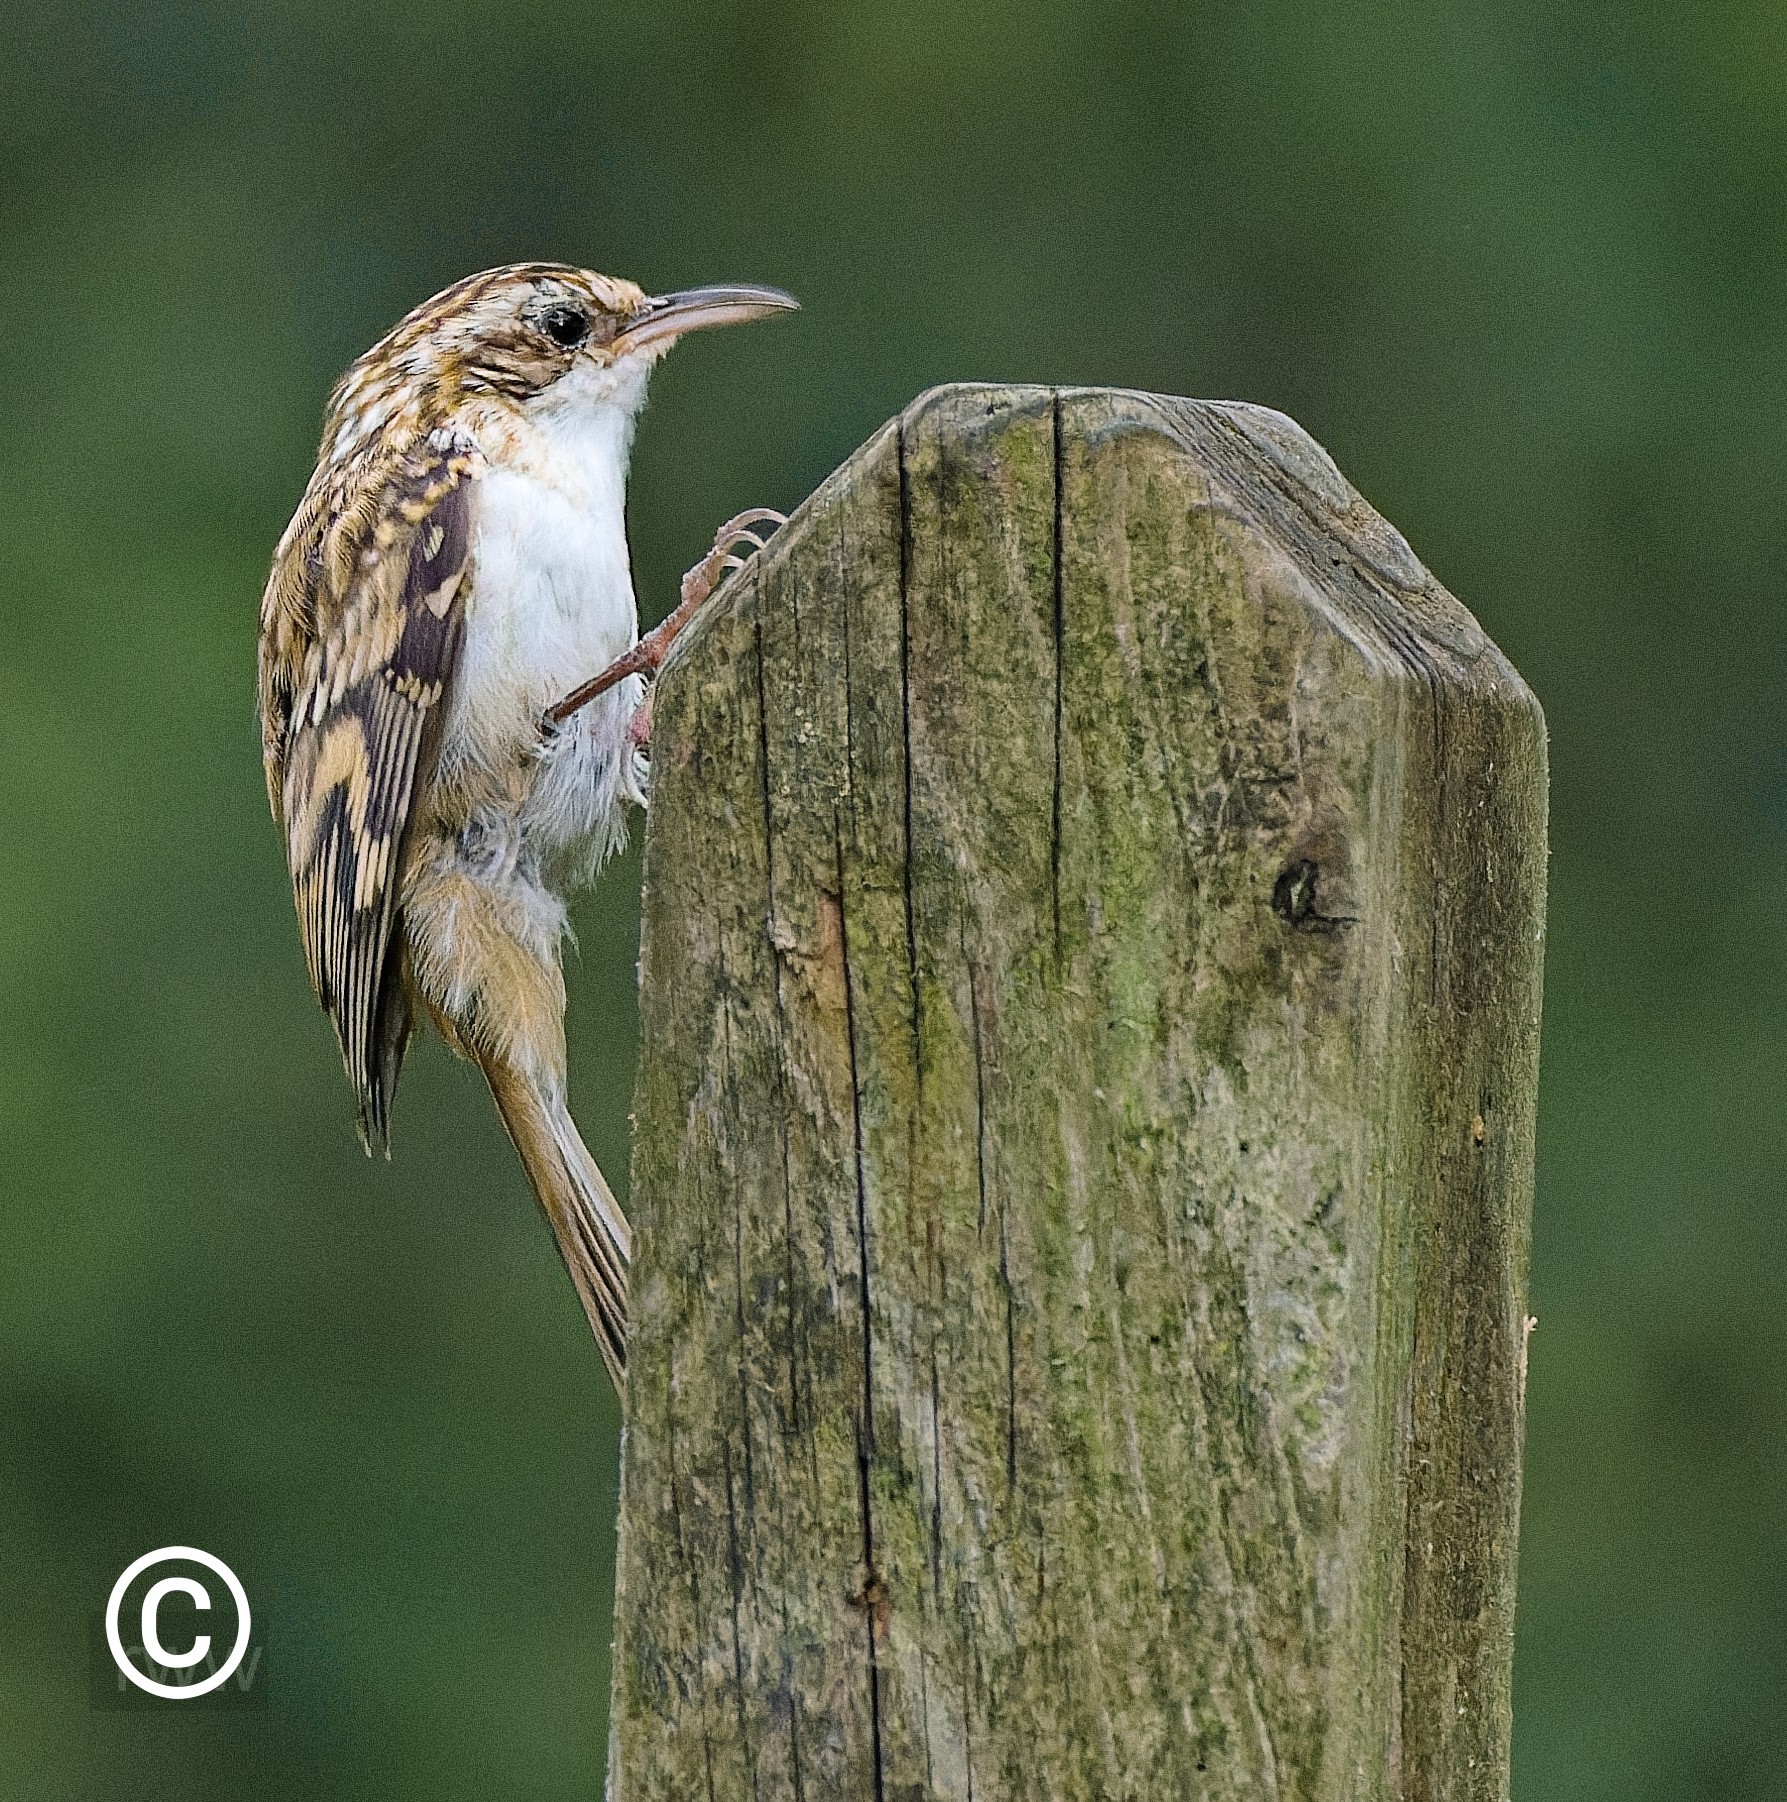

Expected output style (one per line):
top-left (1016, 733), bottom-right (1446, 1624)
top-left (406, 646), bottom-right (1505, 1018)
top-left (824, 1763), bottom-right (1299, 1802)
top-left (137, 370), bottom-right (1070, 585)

top-left (680, 535), bottom-right (762, 607)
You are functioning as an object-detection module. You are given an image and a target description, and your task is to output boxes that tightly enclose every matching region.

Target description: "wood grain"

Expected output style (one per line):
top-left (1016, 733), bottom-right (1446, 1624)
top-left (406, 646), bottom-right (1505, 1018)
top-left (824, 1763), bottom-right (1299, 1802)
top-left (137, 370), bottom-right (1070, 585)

top-left (608, 385), bottom-right (1546, 1802)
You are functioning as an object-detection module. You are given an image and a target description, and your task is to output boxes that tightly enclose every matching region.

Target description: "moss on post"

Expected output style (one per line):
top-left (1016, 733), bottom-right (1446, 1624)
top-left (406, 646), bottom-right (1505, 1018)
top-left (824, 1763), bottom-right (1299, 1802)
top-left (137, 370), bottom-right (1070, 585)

top-left (608, 385), bottom-right (1546, 1802)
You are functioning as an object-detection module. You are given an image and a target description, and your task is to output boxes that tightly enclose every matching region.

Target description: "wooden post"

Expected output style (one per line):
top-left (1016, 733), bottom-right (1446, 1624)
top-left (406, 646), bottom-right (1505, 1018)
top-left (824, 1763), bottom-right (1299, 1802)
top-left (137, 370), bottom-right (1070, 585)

top-left (608, 386), bottom-right (1546, 1802)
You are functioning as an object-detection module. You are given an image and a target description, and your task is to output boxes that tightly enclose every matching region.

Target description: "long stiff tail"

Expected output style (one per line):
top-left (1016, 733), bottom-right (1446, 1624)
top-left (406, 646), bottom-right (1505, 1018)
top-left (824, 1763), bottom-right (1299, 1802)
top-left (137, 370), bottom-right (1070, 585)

top-left (479, 1057), bottom-right (631, 1394)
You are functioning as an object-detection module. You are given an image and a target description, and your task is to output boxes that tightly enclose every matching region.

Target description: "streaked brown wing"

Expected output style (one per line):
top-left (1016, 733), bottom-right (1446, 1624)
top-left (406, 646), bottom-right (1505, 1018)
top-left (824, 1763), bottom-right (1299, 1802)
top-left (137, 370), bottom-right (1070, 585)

top-left (278, 446), bottom-right (474, 1146)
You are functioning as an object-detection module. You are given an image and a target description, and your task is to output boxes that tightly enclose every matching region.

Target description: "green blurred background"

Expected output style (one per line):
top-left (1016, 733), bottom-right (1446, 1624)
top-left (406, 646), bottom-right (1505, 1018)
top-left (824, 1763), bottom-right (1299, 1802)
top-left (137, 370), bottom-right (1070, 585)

top-left (3, 2), bottom-right (1782, 1796)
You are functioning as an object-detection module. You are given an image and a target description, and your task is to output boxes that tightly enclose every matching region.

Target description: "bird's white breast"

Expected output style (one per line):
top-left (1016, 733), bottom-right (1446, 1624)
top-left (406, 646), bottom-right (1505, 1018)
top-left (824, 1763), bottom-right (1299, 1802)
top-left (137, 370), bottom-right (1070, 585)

top-left (445, 363), bottom-right (649, 883)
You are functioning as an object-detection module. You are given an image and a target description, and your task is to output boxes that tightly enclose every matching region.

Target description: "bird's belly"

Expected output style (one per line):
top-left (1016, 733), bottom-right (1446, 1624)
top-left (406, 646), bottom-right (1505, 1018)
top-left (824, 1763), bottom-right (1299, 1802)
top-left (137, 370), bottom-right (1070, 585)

top-left (438, 468), bottom-right (641, 880)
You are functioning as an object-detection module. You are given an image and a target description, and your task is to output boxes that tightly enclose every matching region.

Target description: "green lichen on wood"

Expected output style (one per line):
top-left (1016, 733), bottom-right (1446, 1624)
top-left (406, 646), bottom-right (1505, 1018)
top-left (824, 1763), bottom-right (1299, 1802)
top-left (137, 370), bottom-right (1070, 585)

top-left (609, 386), bottom-right (1546, 1802)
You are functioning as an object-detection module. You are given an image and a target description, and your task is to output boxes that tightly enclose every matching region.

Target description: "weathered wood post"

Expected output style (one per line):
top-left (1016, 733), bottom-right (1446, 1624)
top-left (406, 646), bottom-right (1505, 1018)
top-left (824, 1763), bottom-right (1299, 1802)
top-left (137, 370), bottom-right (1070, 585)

top-left (608, 386), bottom-right (1546, 1801)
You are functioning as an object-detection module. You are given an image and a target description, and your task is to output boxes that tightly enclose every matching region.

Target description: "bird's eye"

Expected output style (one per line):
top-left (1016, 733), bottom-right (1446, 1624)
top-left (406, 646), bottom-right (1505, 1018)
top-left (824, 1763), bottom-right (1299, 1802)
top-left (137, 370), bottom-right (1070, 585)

top-left (540, 305), bottom-right (589, 348)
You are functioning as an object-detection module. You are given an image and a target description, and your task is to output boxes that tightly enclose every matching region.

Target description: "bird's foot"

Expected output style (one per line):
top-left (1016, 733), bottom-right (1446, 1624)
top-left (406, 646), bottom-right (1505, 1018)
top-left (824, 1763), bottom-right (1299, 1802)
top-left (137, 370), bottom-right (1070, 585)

top-left (678, 506), bottom-right (786, 619)
top-left (627, 688), bottom-right (655, 750)
top-left (545, 508), bottom-right (786, 727)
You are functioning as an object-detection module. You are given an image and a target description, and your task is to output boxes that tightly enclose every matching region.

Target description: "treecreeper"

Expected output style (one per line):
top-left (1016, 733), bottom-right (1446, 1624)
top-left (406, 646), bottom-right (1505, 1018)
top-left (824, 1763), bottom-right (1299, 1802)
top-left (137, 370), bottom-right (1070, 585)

top-left (256, 263), bottom-right (797, 1392)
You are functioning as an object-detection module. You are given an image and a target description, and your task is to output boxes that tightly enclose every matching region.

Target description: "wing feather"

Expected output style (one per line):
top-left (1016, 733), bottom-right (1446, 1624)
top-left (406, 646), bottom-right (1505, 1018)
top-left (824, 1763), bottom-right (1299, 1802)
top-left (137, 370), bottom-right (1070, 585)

top-left (267, 439), bottom-right (476, 1147)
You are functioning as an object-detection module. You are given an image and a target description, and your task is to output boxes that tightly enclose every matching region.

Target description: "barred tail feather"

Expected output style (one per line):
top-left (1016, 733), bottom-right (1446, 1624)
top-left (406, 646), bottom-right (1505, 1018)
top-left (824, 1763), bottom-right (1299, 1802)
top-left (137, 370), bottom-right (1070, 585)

top-left (480, 1058), bottom-right (631, 1394)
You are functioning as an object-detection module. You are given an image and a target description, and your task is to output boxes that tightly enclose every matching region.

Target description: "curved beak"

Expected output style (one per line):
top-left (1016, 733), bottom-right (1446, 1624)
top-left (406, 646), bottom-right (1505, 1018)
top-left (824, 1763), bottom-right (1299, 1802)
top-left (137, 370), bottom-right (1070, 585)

top-left (611, 284), bottom-right (799, 357)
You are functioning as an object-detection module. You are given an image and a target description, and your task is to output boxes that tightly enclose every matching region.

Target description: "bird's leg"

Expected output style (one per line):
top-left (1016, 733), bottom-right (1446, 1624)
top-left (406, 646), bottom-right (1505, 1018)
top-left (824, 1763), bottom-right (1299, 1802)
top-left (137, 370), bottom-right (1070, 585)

top-left (546, 508), bottom-right (786, 729)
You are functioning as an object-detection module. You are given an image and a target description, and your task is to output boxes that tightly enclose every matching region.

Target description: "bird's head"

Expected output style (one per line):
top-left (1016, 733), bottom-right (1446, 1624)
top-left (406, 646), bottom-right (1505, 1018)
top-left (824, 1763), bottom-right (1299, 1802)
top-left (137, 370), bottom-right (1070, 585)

top-left (320, 263), bottom-right (798, 467)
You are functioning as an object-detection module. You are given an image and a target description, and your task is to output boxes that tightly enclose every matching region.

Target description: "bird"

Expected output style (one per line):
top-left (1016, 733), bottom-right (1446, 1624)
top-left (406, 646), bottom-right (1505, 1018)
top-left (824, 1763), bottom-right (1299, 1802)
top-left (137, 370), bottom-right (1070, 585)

top-left (257, 263), bottom-right (798, 1393)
